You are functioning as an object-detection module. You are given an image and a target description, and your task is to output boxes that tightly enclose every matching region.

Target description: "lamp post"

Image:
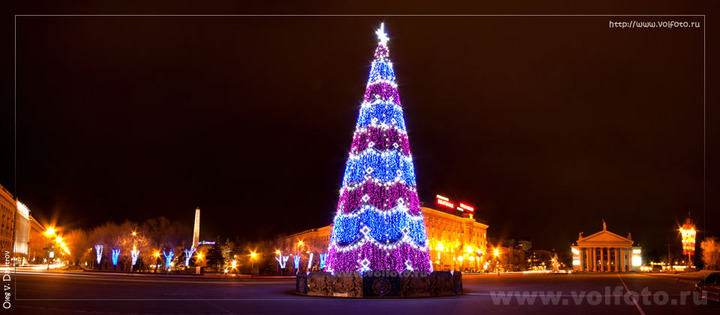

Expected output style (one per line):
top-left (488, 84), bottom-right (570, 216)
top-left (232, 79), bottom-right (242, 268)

top-left (494, 248), bottom-right (500, 275)
top-left (275, 250), bottom-right (281, 274)
top-left (44, 228), bottom-right (57, 270)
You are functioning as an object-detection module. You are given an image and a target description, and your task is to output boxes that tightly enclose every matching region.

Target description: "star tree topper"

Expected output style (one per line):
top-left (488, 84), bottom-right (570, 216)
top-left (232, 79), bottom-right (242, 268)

top-left (376, 23), bottom-right (389, 45)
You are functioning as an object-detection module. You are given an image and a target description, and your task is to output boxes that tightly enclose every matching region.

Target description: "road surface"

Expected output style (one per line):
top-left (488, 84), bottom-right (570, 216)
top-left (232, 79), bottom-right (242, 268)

top-left (8, 271), bottom-right (719, 314)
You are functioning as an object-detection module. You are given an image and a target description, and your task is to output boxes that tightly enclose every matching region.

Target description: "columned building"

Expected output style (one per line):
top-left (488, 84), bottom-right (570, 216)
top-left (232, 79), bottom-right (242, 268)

top-left (278, 206), bottom-right (489, 272)
top-left (571, 221), bottom-right (641, 272)
top-left (0, 183), bottom-right (16, 254)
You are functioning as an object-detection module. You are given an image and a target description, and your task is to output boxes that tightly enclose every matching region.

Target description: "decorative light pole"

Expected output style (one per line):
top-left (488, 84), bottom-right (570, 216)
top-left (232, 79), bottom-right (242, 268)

top-left (680, 217), bottom-right (696, 266)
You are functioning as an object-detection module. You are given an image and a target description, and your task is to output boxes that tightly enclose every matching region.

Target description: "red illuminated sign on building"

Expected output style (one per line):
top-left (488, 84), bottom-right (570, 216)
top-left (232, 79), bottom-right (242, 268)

top-left (436, 195), bottom-right (455, 209)
top-left (458, 203), bottom-right (475, 212)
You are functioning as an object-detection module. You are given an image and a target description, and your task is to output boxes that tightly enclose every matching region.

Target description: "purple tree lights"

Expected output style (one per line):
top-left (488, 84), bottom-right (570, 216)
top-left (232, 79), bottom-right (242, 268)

top-left (326, 23), bottom-right (432, 274)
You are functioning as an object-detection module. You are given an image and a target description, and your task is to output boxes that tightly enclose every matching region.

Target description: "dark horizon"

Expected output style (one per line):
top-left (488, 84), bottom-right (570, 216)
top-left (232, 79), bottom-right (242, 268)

top-left (2, 16), bottom-right (715, 260)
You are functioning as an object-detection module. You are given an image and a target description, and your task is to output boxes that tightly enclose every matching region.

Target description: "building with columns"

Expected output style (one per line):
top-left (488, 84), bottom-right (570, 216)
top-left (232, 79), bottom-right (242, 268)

top-left (571, 221), bottom-right (642, 272)
top-left (277, 205), bottom-right (489, 272)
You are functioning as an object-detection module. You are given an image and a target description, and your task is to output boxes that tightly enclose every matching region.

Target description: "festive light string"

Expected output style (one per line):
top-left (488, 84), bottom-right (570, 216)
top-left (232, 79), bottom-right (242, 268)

top-left (350, 125), bottom-right (411, 155)
top-left (330, 223), bottom-right (429, 253)
top-left (355, 102), bottom-right (407, 131)
top-left (341, 176), bottom-right (413, 193)
top-left (327, 24), bottom-right (431, 274)
top-left (331, 208), bottom-right (427, 245)
top-left (328, 242), bottom-right (432, 274)
top-left (338, 180), bottom-right (421, 214)
top-left (367, 61), bottom-right (396, 86)
top-left (342, 150), bottom-right (416, 186)
top-left (363, 81), bottom-right (401, 104)
top-left (334, 203), bottom-right (421, 219)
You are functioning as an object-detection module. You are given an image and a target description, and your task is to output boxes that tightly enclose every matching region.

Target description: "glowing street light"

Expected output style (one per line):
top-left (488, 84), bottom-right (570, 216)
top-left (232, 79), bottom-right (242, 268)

top-left (250, 251), bottom-right (258, 270)
top-left (45, 227), bottom-right (56, 237)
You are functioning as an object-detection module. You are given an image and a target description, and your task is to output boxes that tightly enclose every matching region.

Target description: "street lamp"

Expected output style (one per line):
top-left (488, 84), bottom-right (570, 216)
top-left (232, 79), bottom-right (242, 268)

top-left (494, 248), bottom-right (501, 275)
top-left (250, 252), bottom-right (257, 270)
top-left (44, 228), bottom-right (58, 270)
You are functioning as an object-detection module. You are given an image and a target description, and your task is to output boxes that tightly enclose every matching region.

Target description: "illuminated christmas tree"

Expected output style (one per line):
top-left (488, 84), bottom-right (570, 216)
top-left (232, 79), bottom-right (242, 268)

top-left (326, 23), bottom-right (432, 274)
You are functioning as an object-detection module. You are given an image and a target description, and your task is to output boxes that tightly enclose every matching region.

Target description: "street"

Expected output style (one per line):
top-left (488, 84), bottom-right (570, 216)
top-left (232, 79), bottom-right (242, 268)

top-left (8, 271), bottom-right (719, 314)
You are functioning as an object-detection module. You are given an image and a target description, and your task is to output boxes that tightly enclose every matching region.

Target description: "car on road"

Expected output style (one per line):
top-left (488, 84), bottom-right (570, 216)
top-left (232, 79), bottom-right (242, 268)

top-left (695, 272), bottom-right (720, 303)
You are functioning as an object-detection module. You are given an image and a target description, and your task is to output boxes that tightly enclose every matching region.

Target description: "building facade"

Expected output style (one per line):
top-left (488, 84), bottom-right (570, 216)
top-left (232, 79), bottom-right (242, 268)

top-left (0, 183), bottom-right (16, 254)
top-left (423, 206), bottom-right (488, 271)
top-left (14, 201), bottom-right (31, 257)
top-left (571, 221), bottom-right (642, 272)
top-left (278, 206), bottom-right (489, 272)
top-left (27, 216), bottom-right (47, 264)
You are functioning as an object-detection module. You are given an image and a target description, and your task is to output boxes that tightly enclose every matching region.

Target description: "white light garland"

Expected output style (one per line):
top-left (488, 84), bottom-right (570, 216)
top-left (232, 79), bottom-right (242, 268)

top-left (347, 147), bottom-right (413, 162)
top-left (329, 232), bottom-right (428, 253)
top-left (341, 177), bottom-right (415, 193)
top-left (333, 203), bottom-right (423, 220)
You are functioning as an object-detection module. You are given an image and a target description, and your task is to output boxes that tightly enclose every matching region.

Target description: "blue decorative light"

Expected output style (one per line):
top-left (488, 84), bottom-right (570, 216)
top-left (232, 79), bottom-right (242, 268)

top-left (319, 253), bottom-right (328, 270)
top-left (355, 101), bottom-right (407, 131)
top-left (331, 205), bottom-right (427, 246)
top-left (163, 251), bottom-right (175, 269)
top-left (342, 149), bottom-right (416, 185)
top-left (111, 249), bottom-right (120, 266)
top-left (367, 60), bottom-right (396, 85)
top-left (293, 255), bottom-right (301, 272)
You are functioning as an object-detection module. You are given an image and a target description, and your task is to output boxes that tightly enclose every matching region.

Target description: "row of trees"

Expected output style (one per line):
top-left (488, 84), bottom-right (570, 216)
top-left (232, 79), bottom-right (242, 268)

top-left (61, 217), bottom-right (192, 271)
top-left (55, 218), bottom-right (290, 274)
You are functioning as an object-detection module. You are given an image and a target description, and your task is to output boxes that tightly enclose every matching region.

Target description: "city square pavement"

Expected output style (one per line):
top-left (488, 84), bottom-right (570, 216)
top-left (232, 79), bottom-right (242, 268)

top-left (8, 271), bottom-right (720, 314)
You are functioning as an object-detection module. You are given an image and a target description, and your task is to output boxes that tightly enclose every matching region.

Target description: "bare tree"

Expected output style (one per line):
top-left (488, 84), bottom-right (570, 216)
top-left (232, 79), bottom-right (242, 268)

top-left (701, 237), bottom-right (720, 270)
top-left (64, 229), bottom-right (90, 266)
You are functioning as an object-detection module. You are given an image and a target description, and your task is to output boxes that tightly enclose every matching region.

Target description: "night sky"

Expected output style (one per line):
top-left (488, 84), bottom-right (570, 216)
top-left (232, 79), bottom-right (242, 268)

top-left (2, 12), bottom-right (717, 259)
